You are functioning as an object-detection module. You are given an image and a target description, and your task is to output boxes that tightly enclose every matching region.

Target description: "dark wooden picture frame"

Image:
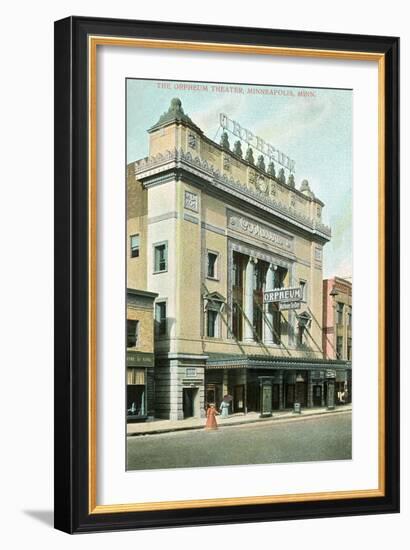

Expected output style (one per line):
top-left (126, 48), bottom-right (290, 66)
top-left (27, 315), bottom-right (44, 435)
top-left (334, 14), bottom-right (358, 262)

top-left (54, 16), bottom-right (399, 533)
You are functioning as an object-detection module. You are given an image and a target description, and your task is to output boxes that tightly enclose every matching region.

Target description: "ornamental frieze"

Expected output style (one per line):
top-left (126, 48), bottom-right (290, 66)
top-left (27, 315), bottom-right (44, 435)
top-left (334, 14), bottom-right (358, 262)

top-left (134, 148), bottom-right (331, 239)
top-left (228, 211), bottom-right (294, 252)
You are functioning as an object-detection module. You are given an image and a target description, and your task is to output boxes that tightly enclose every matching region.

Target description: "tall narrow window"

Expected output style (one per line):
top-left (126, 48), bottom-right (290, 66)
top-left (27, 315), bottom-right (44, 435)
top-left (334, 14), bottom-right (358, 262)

top-left (154, 242), bottom-right (167, 272)
top-left (252, 260), bottom-right (267, 341)
top-left (297, 324), bottom-right (304, 346)
top-left (336, 302), bottom-right (344, 325)
top-left (207, 309), bottom-right (218, 337)
top-left (347, 337), bottom-right (352, 360)
top-left (127, 320), bottom-right (139, 347)
top-left (300, 280), bottom-right (307, 301)
top-left (347, 309), bottom-right (352, 327)
top-left (272, 304), bottom-right (281, 345)
top-left (232, 252), bottom-right (244, 341)
top-left (130, 234), bottom-right (140, 258)
top-left (207, 252), bottom-right (218, 279)
top-left (155, 302), bottom-right (167, 336)
top-left (336, 336), bottom-right (343, 358)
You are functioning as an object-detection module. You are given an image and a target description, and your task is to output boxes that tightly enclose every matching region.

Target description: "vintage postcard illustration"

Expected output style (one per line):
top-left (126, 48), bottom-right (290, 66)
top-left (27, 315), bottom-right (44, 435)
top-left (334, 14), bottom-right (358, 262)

top-left (125, 79), bottom-right (352, 471)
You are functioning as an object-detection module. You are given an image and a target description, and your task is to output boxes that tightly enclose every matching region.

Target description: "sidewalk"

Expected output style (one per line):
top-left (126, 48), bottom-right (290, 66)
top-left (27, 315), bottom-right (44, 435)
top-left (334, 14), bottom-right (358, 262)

top-left (127, 404), bottom-right (352, 436)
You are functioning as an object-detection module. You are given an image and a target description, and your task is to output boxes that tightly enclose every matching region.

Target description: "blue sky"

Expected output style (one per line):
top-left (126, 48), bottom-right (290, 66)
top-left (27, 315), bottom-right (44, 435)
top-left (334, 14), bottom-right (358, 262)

top-left (127, 79), bottom-right (352, 279)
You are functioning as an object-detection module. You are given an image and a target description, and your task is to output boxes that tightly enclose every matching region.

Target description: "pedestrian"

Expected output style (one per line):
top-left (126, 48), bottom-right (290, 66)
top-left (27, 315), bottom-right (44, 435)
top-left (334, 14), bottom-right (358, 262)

top-left (205, 403), bottom-right (219, 431)
top-left (220, 399), bottom-right (230, 418)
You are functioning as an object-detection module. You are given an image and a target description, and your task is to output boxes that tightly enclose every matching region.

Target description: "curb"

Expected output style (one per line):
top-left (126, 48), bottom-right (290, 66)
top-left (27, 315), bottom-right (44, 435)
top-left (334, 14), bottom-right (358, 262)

top-left (127, 406), bottom-right (352, 437)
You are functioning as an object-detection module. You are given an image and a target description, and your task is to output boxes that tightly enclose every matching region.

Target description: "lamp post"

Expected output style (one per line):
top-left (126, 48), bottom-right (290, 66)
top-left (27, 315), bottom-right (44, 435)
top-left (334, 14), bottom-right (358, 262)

top-left (296, 310), bottom-right (311, 347)
top-left (329, 287), bottom-right (339, 359)
top-left (327, 286), bottom-right (339, 410)
top-left (295, 312), bottom-right (311, 413)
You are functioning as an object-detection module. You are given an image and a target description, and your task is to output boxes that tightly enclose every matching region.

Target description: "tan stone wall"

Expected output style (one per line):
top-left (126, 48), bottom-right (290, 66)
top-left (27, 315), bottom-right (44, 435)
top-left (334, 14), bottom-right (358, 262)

top-left (175, 180), bottom-right (202, 353)
top-left (127, 168), bottom-right (148, 290)
top-left (308, 242), bottom-right (324, 348)
top-left (201, 195), bottom-right (228, 336)
top-left (148, 125), bottom-right (177, 156)
top-left (127, 305), bottom-right (155, 353)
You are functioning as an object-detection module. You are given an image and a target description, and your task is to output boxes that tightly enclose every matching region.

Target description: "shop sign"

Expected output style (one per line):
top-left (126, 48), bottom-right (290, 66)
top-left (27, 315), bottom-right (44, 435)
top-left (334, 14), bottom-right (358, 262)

top-left (127, 351), bottom-right (154, 367)
top-left (336, 371), bottom-right (347, 382)
top-left (325, 369), bottom-right (337, 379)
top-left (279, 301), bottom-right (301, 311)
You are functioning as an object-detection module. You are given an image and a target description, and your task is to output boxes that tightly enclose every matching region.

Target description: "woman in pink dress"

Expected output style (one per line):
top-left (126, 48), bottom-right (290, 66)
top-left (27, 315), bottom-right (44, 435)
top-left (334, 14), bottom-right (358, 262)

top-left (205, 403), bottom-right (219, 431)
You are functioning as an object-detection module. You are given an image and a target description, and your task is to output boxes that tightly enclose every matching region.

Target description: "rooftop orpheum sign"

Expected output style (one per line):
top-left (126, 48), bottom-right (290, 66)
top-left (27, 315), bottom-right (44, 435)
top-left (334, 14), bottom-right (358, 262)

top-left (220, 113), bottom-right (296, 173)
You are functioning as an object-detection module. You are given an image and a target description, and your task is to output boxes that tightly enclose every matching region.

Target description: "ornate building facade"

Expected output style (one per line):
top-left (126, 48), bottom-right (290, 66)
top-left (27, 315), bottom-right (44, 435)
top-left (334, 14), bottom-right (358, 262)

top-left (127, 98), bottom-right (351, 420)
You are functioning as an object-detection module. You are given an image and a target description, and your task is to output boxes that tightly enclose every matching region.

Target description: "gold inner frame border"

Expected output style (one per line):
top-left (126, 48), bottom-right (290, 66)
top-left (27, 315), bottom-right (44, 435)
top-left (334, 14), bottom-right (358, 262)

top-left (87, 35), bottom-right (386, 514)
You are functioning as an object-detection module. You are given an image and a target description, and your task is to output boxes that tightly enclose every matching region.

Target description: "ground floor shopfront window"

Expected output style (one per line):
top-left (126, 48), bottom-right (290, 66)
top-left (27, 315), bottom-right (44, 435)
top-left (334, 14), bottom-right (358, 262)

top-left (127, 367), bottom-right (147, 421)
top-left (204, 367), bottom-right (349, 415)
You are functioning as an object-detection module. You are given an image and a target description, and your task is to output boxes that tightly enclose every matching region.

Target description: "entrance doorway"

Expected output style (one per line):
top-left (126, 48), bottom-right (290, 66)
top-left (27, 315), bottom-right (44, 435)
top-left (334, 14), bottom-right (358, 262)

top-left (295, 381), bottom-right (307, 406)
top-left (205, 383), bottom-right (221, 409)
top-left (313, 385), bottom-right (322, 407)
top-left (272, 384), bottom-right (280, 410)
top-left (285, 384), bottom-right (295, 408)
top-left (183, 388), bottom-right (197, 418)
top-left (233, 384), bottom-right (245, 412)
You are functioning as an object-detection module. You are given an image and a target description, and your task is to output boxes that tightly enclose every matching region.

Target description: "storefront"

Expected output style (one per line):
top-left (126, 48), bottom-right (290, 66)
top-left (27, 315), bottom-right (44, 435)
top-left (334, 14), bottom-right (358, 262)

top-left (126, 350), bottom-right (155, 422)
top-left (205, 355), bottom-right (351, 415)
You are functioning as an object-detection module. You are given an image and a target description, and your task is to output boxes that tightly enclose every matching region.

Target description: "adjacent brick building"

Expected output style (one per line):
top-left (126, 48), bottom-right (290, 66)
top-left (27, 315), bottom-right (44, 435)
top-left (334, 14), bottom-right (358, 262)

top-left (322, 277), bottom-right (352, 403)
top-left (126, 288), bottom-right (158, 421)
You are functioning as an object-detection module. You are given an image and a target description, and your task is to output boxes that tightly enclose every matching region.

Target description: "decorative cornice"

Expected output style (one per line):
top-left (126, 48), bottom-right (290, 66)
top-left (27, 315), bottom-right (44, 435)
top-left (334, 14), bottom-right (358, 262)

top-left (183, 213), bottom-right (199, 225)
top-left (201, 222), bottom-right (226, 236)
top-left (134, 149), bottom-right (331, 241)
top-left (148, 211), bottom-right (178, 225)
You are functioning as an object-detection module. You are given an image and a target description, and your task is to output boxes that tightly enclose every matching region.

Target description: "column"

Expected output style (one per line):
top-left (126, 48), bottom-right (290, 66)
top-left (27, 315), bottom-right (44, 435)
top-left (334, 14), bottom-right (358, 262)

top-left (222, 369), bottom-right (228, 397)
top-left (278, 371), bottom-right (284, 410)
top-left (244, 256), bottom-right (257, 342)
top-left (244, 369), bottom-right (248, 415)
top-left (146, 367), bottom-right (155, 419)
top-left (263, 264), bottom-right (277, 344)
top-left (169, 360), bottom-right (183, 420)
top-left (307, 371), bottom-right (314, 408)
top-left (321, 383), bottom-right (325, 407)
top-left (327, 380), bottom-right (335, 410)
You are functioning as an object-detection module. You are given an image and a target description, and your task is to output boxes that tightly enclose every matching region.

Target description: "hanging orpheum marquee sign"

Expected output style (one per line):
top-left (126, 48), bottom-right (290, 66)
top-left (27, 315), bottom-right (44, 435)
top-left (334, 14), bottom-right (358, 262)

top-left (264, 286), bottom-right (303, 309)
top-left (279, 301), bottom-right (301, 311)
top-left (220, 113), bottom-right (296, 173)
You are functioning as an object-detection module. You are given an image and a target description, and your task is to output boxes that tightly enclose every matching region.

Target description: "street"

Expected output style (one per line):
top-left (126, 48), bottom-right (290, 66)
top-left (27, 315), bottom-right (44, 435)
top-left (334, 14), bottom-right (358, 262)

top-left (127, 410), bottom-right (352, 470)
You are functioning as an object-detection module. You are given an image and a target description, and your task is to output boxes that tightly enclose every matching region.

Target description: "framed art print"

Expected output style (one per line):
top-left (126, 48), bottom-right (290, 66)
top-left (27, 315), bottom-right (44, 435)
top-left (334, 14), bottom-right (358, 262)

top-left (54, 16), bottom-right (400, 533)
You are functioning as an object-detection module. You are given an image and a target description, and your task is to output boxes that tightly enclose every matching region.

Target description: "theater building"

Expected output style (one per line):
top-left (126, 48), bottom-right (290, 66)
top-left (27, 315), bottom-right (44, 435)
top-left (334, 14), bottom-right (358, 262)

top-left (127, 98), bottom-right (351, 420)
